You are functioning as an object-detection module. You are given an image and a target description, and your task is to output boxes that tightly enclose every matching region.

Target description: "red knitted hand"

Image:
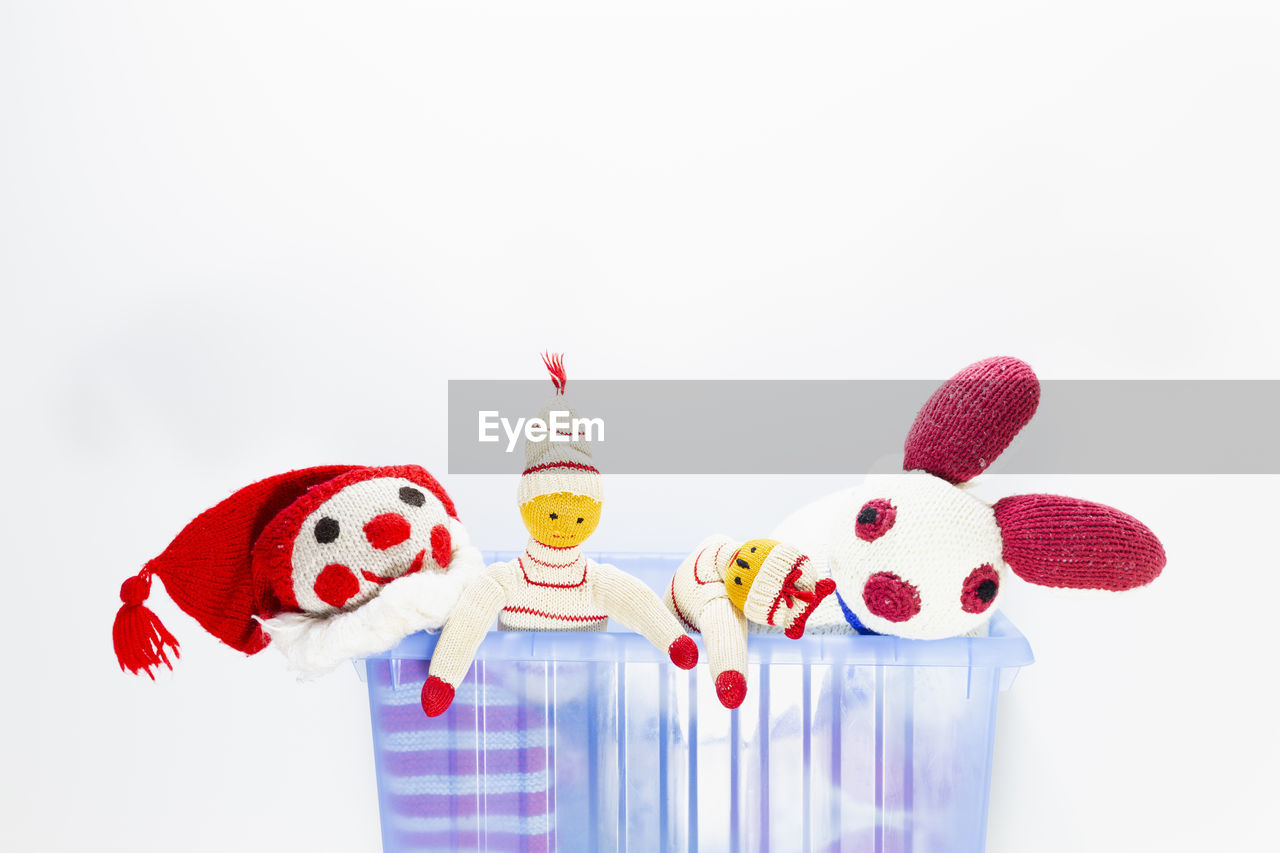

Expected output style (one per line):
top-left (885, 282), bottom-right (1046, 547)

top-left (715, 670), bottom-right (747, 709)
top-left (668, 635), bottom-right (698, 670)
top-left (421, 675), bottom-right (455, 717)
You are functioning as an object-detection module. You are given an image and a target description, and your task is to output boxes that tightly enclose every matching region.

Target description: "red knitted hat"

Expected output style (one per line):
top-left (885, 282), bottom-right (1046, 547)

top-left (113, 464), bottom-right (458, 678)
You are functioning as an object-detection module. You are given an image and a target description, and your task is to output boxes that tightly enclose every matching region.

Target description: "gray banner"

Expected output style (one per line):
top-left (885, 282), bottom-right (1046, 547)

top-left (448, 380), bottom-right (1280, 475)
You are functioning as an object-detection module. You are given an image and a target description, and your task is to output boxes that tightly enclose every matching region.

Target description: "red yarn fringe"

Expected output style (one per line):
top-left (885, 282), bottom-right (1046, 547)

top-left (541, 352), bottom-right (567, 395)
top-left (113, 571), bottom-right (181, 678)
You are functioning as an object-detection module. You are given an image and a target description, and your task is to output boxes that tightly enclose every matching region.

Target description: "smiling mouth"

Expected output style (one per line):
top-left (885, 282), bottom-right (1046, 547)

top-left (361, 549), bottom-right (426, 586)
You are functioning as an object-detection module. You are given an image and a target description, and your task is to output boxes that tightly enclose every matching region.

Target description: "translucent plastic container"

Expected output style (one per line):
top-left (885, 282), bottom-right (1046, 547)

top-left (360, 553), bottom-right (1033, 853)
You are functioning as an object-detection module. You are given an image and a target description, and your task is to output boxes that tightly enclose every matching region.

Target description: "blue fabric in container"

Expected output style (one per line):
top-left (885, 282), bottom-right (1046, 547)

top-left (360, 552), bottom-right (1033, 853)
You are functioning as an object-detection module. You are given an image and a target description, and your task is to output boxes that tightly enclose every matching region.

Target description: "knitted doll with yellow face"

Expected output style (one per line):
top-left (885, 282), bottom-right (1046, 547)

top-left (666, 536), bottom-right (835, 708)
top-left (420, 354), bottom-right (698, 716)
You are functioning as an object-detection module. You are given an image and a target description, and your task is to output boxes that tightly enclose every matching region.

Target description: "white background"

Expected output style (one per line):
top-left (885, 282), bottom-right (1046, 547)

top-left (3, 2), bottom-right (1278, 851)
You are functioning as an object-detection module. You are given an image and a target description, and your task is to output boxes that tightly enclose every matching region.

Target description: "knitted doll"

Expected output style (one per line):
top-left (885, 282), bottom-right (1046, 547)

top-left (420, 354), bottom-right (698, 717)
top-left (774, 357), bottom-right (1166, 639)
top-left (666, 535), bottom-right (835, 708)
top-left (113, 465), bottom-right (485, 678)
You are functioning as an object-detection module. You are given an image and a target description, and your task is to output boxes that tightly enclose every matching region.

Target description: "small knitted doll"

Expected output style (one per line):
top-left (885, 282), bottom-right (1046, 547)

top-left (113, 465), bottom-right (485, 678)
top-left (774, 357), bottom-right (1167, 639)
top-left (421, 354), bottom-right (698, 717)
top-left (666, 535), bottom-right (835, 708)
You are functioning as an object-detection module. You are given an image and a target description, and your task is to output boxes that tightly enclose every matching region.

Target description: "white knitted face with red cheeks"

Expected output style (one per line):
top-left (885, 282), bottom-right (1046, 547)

top-left (828, 472), bottom-right (1006, 639)
top-left (289, 476), bottom-right (455, 615)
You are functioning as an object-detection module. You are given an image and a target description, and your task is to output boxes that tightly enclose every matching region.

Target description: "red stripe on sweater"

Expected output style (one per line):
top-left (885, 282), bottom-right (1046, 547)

top-left (518, 557), bottom-right (589, 588)
top-left (669, 575), bottom-right (698, 632)
top-left (502, 606), bottom-right (607, 623)
top-left (692, 544), bottom-right (727, 585)
top-left (523, 552), bottom-right (584, 570)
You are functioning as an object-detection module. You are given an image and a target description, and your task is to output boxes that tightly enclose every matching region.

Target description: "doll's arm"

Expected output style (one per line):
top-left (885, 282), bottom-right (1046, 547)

top-left (421, 568), bottom-right (510, 716)
top-left (696, 596), bottom-right (750, 709)
top-left (592, 563), bottom-right (699, 670)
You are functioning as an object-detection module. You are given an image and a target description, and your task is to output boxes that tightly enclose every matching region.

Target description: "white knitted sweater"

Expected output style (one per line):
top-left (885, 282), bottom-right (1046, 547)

top-left (427, 538), bottom-right (690, 688)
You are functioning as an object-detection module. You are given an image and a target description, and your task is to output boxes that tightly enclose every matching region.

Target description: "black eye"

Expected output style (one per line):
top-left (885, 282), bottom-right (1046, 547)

top-left (549, 513), bottom-right (558, 520)
top-left (734, 576), bottom-right (743, 585)
top-left (399, 486), bottom-right (426, 507)
top-left (576, 517), bottom-right (584, 524)
top-left (750, 546), bottom-right (757, 553)
top-left (735, 558), bottom-right (750, 570)
top-left (855, 499), bottom-right (897, 542)
top-left (315, 517), bottom-right (340, 543)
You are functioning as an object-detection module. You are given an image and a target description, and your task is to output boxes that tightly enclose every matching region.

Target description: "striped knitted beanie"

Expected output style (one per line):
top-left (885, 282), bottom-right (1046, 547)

top-left (517, 353), bottom-right (602, 506)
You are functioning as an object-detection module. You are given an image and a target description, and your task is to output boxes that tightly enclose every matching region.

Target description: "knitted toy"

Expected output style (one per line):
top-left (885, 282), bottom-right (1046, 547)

top-left (420, 354), bottom-right (699, 717)
top-left (113, 465), bottom-right (485, 678)
top-left (666, 535), bottom-right (836, 708)
top-left (774, 357), bottom-right (1167, 639)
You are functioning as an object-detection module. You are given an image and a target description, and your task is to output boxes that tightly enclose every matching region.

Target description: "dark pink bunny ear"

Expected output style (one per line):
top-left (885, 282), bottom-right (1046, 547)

top-left (903, 357), bottom-right (1040, 484)
top-left (993, 495), bottom-right (1166, 591)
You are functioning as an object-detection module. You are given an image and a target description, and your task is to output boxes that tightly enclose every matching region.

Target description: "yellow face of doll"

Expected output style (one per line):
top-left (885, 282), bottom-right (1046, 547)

top-left (724, 538), bottom-right (780, 611)
top-left (520, 492), bottom-right (602, 548)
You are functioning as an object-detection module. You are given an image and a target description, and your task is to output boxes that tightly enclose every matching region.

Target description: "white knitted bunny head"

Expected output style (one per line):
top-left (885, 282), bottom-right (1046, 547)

top-left (825, 357), bottom-right (1166, 640)
top-left (830, 472), bottom-right (1007, 638)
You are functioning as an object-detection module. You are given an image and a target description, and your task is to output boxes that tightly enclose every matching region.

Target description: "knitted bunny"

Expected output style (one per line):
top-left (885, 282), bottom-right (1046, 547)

top-left (774, 357), bottom-right (1166, 639)
top-left (420, 354), bottom-right (698, 716)
top-left (666, 536), bottom-right (835, 708)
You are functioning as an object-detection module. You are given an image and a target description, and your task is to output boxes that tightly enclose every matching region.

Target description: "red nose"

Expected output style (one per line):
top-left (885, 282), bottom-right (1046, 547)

top-left (364, 513), bottom-right (411, 550)
top-left (862, 572), bottom-right (922, 623)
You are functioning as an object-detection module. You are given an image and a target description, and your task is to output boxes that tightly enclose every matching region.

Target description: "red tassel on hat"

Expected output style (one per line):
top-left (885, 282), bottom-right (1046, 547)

top-left (113, 569), bottom-right (181, 679)
top-left (541, 351), bottom-right (567, 395)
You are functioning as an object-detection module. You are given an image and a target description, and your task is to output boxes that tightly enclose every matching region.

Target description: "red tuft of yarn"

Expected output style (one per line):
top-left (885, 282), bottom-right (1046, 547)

top-left (715, 669), bottom-right (747, 709)
top-left (903, 357), bottom-right (1040, 484)
top-left (993, 494), bottom-right (1166, 591)
top-left (541, 352), bottom-right (567, 395)
top-left (668, 635), bottom-right (699, 670)
top-left (421, 675), bottom-right (456, 717)
top-left (112, 570), bottom-right (181, 679)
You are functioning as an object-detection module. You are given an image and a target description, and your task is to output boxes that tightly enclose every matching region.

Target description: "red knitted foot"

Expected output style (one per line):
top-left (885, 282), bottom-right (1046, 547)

top-left (715, 670), bottom-right (747, 709)
top-left (668, 635), bottom-right (698, 669)
top-left (421, 675), bottom-right (455, 717)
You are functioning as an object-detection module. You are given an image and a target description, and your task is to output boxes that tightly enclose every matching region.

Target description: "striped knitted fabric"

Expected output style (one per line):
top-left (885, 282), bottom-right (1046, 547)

top-left (496, 541), bottom-right (609, 631)
top-left (368, 658), bottom-right (553, 852)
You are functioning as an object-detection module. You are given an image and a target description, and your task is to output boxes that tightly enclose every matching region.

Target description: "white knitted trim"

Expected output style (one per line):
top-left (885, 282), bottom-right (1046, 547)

top-left (517, 468), bottom-right (602, 504)
top-left (259, 544), bottom-right (486, 677)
